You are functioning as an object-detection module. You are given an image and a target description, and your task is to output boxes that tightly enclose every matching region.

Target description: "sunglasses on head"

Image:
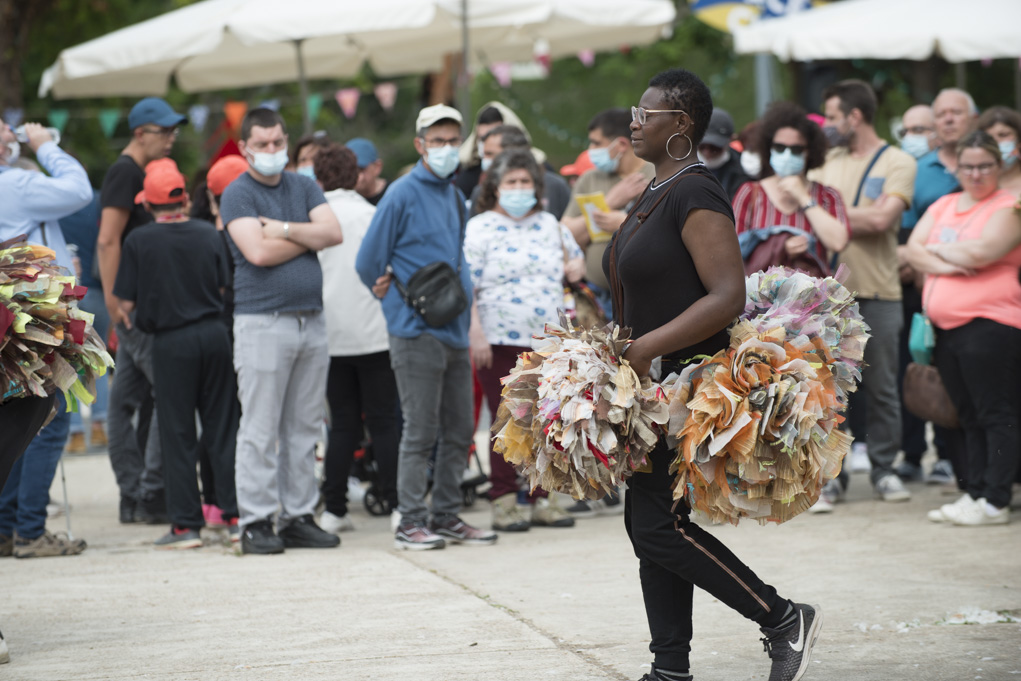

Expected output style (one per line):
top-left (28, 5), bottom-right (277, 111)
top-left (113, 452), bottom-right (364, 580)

top-left (771, 143), bottom-right (806, 155)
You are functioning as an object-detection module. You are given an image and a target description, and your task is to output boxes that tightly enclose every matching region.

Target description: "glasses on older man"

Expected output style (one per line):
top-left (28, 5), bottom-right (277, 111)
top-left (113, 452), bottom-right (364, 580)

top-left (631, 106), bottom-right (686, 126)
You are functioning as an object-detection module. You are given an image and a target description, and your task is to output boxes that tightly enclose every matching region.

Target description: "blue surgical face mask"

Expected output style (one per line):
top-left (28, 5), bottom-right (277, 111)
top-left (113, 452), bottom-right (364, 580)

top-left (425, 144), bottom-right (459, 178)
top-left (1000, 140), bottom-right (1017, 167)
top-left (769, 148), bottom-right (806, 178)
top-left (588, 144), bottom-right (620, 174)
top-left (901, 134), bottom-right (931, 159)
top-left (480, 157), bottom-right (493, 172)
top-left (247, 147), bottom-right (288, 176)
top-left (498, 188), bottom-right (537, 218)
top-left (296, 165), bottom-right (316, 180)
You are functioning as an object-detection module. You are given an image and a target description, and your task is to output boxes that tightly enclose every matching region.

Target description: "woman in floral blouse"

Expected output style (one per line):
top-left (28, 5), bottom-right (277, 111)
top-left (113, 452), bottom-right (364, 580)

top-left (465, 149), bottom-right (584, 533)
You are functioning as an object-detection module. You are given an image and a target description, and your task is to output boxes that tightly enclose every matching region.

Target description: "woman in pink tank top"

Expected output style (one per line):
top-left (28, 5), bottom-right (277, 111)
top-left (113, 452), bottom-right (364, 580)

top-left (906, 130), bottom-right (1021, 526)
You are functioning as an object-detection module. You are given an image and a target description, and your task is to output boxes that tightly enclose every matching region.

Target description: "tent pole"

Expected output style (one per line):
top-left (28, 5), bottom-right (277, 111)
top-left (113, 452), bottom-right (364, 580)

top-left (295, 38), bottom-right (312, 135)
top-left (458, 0), bottom-right (471, 118)
top-left (954, 62), bottom-right (967, 90)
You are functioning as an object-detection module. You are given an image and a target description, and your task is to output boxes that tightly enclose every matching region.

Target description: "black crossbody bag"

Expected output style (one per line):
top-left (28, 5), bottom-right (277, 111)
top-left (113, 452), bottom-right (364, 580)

top-left (391, 192), bottom-right (469, 328)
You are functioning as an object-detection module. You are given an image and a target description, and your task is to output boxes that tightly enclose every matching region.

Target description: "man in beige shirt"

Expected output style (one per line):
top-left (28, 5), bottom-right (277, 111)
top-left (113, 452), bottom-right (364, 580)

top-left (562, 108), bottom-right (655, 317)
top-left (811, 79), bottom-right (917, 507)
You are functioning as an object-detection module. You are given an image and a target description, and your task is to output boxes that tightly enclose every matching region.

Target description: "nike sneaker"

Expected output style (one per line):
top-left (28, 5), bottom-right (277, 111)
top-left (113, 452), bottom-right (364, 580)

top-left (760, 603), bottom-right (823, 681)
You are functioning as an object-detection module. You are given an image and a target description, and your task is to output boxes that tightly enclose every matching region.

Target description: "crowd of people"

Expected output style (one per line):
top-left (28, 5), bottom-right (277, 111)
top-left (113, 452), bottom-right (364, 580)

top-left (3, 62), bottom-right (1020, 681)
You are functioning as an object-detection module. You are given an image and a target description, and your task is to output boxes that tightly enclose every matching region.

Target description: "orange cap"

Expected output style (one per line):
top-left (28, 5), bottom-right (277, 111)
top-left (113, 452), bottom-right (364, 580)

top-left (135, 162), bottom-right (186, 205)
top-left (560, 149), bottom-right (594, 178)
top-left (206, 154), bottom-right (248, 197)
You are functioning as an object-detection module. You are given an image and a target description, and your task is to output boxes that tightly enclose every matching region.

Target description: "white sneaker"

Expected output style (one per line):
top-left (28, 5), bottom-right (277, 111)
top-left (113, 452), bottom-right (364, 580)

top-left (876, 473), bottom-right (911, 502)
top-left (808, 479), bottom-right (842, 514)
top-left (347, 477), bottom-right (366, 504)
top-left (390, 510), bottom-right (402, 532)
top-left (951, 498), bottom-right (1010, 526)
top-left (849, 442), bottom-right (871, 473)
top-left (927, 494), bottom-right (976, 523)
top-left (319, 510), bottom-right (354, 534)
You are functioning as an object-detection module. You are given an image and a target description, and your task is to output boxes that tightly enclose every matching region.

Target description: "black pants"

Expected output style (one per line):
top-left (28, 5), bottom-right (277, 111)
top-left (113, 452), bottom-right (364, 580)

top-left (322, 351), bottom-right (400, 516)
top-left (152, 319), bottom-right (239, 530)
top-left (935, 318), bottom-right (1021, 508)
top-left (624, 437), bottom-right (788, 672)
top-left (0, 394), bottom-right (56, 492)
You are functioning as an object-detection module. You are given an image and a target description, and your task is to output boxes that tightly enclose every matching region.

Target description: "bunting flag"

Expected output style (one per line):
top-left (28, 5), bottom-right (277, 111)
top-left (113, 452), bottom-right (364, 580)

top-left (98, 109), bottom-right (120, 138)
top-left (577, 49), bottom-right (595, 67)
top-left (374, 82), bottom-right (398, 112)
top-left (48, 109), bottom-right (70, 133)
top-left (223, 101), bottom-right (248, 133)
top-left (306, 93), bottom-right (323, 123)
top-left (3, 108), bottom-right (24, 127)
top-left (336, 88), bottom-right (360, 119)
top-left (533, 38), bottom-right (551, 74)
top-left (188, 104), bottom-right (210, 133)
top-left (489, 62), bottom-right (513, 88)
top-left (259, 99), bottom-right (280, 111)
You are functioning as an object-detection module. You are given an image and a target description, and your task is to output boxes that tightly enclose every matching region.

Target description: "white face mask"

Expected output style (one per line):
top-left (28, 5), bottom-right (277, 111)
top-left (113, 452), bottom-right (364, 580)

top-left (699, 148), bottom-right (730, 169)
top-left (2, 139), bottom-right (20, 165)
top-left (247, 147), bottom-right (289, 176)
top-left (740, 150), bottom-right (761, 178)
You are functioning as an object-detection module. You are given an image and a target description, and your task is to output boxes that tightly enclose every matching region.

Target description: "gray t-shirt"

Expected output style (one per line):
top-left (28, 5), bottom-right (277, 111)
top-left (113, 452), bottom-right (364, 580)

top-left (220, 171), bottom-right (328, 314)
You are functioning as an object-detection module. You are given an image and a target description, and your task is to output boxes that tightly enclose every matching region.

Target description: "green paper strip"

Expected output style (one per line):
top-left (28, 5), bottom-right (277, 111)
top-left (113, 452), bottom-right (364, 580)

top-left (48, 109), bottom-right (70, 133)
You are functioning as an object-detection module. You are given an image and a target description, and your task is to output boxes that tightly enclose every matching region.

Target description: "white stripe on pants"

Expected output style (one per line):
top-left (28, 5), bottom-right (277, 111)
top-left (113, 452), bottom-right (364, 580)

top-left (233, 312), bottom-right (328, 529)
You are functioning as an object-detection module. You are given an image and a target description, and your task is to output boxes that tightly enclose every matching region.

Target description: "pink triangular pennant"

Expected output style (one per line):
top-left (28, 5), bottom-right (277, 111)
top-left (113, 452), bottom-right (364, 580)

top-left (374, 82), bottom-right (398, 112)
top-left (335, 88), bottom-right (361, 119)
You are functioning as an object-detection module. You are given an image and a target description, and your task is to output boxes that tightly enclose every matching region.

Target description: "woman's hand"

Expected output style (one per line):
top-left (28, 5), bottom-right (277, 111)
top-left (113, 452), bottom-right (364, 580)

top-left (623, 340), bottom-right (653, 378)
top-left (469, 317), bottom-right (492, 369)
top-left (925, 244), bottom-right (976, 276)
top-left (784, 235), bottom-right (810, 256)
top-left (564, 256), bottom-right (586, 283)
top-left (777, 175), bottom-right (811, 206)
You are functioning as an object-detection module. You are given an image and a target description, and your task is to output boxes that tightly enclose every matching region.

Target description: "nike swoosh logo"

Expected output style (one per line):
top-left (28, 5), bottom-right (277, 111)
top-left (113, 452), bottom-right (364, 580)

top-left (789, 613), bottom-right (805, 652)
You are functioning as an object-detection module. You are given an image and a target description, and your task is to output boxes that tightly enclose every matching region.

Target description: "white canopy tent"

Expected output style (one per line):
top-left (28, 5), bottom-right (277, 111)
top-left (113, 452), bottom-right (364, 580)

top-left (39, 0), bottom-right (676, 130)
top-left (733, 0), bottom-right (1021, 63)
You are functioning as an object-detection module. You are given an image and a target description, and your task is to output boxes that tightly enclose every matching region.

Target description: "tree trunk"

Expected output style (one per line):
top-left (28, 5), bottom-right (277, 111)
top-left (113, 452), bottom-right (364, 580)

top-left (0, 0), bottom-right (56, 110)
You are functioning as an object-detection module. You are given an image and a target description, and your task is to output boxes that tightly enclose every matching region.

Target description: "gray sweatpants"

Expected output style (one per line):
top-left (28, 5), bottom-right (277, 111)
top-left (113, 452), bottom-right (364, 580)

top-left (233, 312), bottom-right (328, 529)
top-left (858, 298), bottom-right (904, 485)
top-left (106, 321), bottom-right (162, 501)
top-left (389, 333), bottom-right (474, 524)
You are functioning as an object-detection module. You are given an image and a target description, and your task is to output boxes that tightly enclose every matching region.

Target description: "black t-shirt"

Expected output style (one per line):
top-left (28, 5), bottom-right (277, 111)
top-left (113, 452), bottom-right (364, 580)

top-left (100, 155), bottom-right (154, 243)
top-left (603, 167), bottom-right (734, 362)
top-left (113, 219), bottom-right (228, 333)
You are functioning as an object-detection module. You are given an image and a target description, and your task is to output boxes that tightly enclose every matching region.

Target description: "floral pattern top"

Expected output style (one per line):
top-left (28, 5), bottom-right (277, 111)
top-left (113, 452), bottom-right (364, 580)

top-left (465, 210), bottom-right (582, 347)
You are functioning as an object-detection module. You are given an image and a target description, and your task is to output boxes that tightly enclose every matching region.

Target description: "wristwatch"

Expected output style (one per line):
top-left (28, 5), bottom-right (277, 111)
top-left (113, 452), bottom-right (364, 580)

top-left (798, 200), bottom-right (817, 212)
top-left (282, 221), bottom-right (291, 239)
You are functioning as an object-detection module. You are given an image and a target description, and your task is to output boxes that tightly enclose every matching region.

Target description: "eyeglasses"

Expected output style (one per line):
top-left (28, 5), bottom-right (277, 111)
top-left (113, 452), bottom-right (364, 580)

top-left (903, 126), bottom-right (934, 136)
top-left (957, 163), bottom-right (997, 176)
top-left (631, 106), bottom-right (687, 126)
top-left (771, 143), bottom-right (806, 155)
top-left (421, 136), bottom-right (462, 148)
top-left (142, 127), bottom-right (179, 138)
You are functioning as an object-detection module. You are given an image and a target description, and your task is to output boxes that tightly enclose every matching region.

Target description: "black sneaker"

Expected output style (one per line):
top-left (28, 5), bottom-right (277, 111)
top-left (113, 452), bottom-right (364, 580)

top-left (241, 520), bottom-right (285, 555)
top-left (278, 515), bottom-right (340, 549)
top-left (119, 496), bottom-right (139, 524)
top-left (138, 490), bottom-right (170, 525)
top-left (760, 603), bottom-right (823, 681)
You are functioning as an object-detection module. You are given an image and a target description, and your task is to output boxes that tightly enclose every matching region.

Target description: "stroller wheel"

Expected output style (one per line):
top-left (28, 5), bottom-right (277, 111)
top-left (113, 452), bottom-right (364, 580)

top-left (363, 487), bottom-right (389, 517)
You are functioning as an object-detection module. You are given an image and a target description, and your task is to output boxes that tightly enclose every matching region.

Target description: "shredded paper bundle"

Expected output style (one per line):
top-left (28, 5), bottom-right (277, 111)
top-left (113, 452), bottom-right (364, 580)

top-left (1, 235), bottom-right (115, 410)
top-left (664, 266), bottom-right (869, 525)
top-left (491, 313), bottom-right (669, 499)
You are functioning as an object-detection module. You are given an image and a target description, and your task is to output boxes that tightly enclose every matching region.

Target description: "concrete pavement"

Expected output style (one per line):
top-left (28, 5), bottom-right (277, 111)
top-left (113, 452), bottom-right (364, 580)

top-left (2, 448), bottom-right (1019, 681)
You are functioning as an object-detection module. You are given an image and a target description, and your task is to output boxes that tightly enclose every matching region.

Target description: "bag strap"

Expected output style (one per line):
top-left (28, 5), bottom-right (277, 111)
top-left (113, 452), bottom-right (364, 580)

top-left (391, 186), bottom-right (466, 306)
top-left (607, 168), bottom-right (703, 321)
top-left (851, 144), bottom-right (890, 207)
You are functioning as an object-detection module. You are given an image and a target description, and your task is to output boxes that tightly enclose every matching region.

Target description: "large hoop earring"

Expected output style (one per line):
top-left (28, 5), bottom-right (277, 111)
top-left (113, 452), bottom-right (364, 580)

top-left (666, 133), bottom-right (693, 161)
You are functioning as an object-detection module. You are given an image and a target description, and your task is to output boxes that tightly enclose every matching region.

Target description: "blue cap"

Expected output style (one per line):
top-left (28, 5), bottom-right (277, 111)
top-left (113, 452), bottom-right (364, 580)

top-left (128, 97), bottom-right (188, 130)
top-left (345, 138), bottom-right (378, 168)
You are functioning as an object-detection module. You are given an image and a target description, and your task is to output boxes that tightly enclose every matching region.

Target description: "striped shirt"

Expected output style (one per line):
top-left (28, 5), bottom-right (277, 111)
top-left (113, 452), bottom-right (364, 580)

top-left (732, 180), bottom-right (851, 261)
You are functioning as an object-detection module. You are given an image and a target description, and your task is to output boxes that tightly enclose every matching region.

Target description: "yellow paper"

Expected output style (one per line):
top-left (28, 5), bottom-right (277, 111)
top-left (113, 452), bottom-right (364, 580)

top-left (574, 192), bottom-right (613, 244)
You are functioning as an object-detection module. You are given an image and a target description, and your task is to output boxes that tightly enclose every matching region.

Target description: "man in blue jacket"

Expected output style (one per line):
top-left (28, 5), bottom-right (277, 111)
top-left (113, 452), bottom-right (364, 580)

top-left (356, 104), bottom-right (496, 551)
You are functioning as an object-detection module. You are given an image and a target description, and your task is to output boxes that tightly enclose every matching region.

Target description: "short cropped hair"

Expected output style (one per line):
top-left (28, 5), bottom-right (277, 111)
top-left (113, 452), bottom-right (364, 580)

top-left (476, 149), bottom-right (544, 214)
top-left (756, 101), bottom-right (828, 179)
top-left (588, 108), bottom-right (632, 141)
top-left (822, 79), bottom-right (877, 125)
top-left (646, 69), bottom-right (714, 146)
top-left (241, 107), bottom-right (287, 142)
top-left (314, 144), bottom-right (359, 192)
top-left (481, 125), bottom-right (528, 150)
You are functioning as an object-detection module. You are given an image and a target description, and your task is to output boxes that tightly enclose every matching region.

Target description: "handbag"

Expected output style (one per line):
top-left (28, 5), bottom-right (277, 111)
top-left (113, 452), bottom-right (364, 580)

top-left (903, 362), bottom-right (959, 428)
top-left (908, 311), bottom-right (936, 365)
top-left (391, 194), bottom-right (469, 328)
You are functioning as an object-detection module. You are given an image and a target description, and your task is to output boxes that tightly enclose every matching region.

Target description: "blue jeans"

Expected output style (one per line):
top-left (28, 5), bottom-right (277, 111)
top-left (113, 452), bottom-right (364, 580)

top-left (0, 394), bottom-right (72, 540)
top-left (69, 287), bottom-right (110, 433)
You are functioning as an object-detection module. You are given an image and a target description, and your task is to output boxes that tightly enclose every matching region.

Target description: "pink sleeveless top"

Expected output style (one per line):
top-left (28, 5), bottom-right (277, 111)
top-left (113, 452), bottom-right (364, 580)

top-left (923, 189), bottom-right (1021, 331)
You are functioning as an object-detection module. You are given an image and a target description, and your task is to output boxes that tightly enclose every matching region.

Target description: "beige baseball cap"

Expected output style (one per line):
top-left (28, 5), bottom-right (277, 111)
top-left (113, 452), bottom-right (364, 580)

top-left (415, 104), bottom-right (463, 132)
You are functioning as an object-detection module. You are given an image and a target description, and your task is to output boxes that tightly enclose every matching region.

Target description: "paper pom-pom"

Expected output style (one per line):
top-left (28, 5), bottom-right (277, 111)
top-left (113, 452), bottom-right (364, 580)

top-left (665, 266), bottom-right (868, 525)
top-left (492, 313), bottom-right (668, 499)
top-left (1, 235), bottom-right (115, 409)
